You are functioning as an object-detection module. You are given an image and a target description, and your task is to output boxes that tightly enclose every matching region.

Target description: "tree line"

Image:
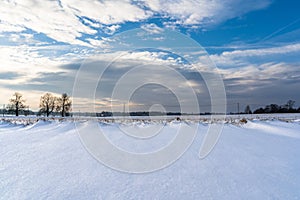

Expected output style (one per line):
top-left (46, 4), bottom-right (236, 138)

top-left (2, 93), bottom-right (299, 117)
top-left (5, 92), bottom-right (72, 117)
top-left (243, 100), bottom-right (300, 114)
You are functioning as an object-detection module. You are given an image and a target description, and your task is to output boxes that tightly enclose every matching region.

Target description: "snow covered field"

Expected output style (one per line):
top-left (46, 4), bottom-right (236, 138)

top-left (1, 115), bottom-right (300, 199)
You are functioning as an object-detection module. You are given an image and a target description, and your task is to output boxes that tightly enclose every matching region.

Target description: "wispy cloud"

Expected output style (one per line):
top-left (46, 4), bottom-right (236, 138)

top-left (219, 43), bottom-right (300, 57)
top-left (0, 0), bottom-right (98, 46)
top-left (210, 43), bottom-right (300, 67)
top-left (141, 0), bottom-right (271, 26)
top-left (141, 23), bottom-right (164, 34)
top-left (0, 0), bottom-right (272, 46)
top-left (219, 62), bottom-right (300, 106)
top-left (0, 44), bottom-right (86, 89)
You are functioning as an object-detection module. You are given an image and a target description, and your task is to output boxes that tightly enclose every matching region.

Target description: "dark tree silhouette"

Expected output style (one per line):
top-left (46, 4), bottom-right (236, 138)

top-left (244, 105), bottom-right (252, 114)
top-left (9, 92), bottom-right (27, 116)
top-left (39, 93), bottom-right (57, 117)
top-left (253, 107), bottom-right (264, 114)
top-left (57, 93), bottom-right (72, 117)
top-left (254, 101), bottom-right (299, 114)
top-left (285, 100), bottom-right (295, 110)
top-left (265, 104), bottom-right (280, 113)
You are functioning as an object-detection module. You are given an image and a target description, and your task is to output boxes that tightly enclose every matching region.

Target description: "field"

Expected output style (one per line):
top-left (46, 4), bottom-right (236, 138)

top-left (1, 114), bottom-right (300, 199)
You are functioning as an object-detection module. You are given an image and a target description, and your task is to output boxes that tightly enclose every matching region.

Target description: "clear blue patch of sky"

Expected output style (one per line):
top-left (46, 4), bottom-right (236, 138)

top-left (185, 0), bottom-right (300, 54)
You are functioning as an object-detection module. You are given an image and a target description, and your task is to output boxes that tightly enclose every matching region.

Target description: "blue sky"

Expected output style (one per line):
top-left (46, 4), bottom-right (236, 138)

top-left (0, 0), bottom-right (299, 113)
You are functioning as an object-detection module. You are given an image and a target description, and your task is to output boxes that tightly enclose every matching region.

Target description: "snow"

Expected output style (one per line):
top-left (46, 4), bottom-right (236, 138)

top-left (0, 116), bottom-right (300, 199)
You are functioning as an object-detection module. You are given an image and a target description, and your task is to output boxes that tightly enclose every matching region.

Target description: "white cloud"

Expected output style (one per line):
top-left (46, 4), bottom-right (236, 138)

top-left (0, 0), bottom-right (151, 46)
top-left (210, 43), bottom-right (300, 67)
top-left (8, 33), bottom-right (48, 45)
top-left (86, 38), bottom-right (111, 49)
top-left (0, 0), bottom-right (272, 46)
top-left (0, 47), bottom-right (181, 92)
top-left (0, 44), bottom-right (81, 84)
top-left (219, 62), bottom-right (300, 85)
top-left (118, 51), bottom-right (186, 67)
top-left (221, 43), bottom-right (300, 57)
top-left (0, 22), bottom-right (25, 32)
top-left (141, 23), bottom-right (164, 34)
top-left (141, 0), bottom-right (271, 26)
top-left (104, 25), bottom-right (121, 35)
top-left (61, 0), bottom-right (152, 25)
top-left (0, 0), bottom-right (96, 46)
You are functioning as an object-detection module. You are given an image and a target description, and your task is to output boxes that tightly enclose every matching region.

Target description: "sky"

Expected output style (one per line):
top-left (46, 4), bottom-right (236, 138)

top-left (0, 0), bottom-right (299, 113)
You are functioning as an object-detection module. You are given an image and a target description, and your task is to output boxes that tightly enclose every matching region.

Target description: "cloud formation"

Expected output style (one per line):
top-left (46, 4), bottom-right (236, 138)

top-left (0, 0), bottom-right (271, 46)
top-left (210, 43), bottom-right (300, 67)
top-left (141, 0), bottom-right (271, 26)
top-left (1, 0), bottom-right (298, 112)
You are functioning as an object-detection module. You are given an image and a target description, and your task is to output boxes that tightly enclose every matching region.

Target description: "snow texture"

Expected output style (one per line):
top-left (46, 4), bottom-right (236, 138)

top-left (0, 115), bottom-right (300, 199)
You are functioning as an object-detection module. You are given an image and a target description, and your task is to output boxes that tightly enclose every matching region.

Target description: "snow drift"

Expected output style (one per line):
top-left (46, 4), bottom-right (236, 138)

top-left (0, 117), bottom-right (300, 199)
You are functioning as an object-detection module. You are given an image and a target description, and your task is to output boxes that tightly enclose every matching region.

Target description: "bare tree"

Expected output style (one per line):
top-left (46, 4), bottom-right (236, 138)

top-left (285, 100), bottom-right (295, 110)
top-left (57, 93), bottom-right (72, 117)
top-left (39, 93), bottom-right (57, 117)
top-left (9, 92), bottom-right (27, 116)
